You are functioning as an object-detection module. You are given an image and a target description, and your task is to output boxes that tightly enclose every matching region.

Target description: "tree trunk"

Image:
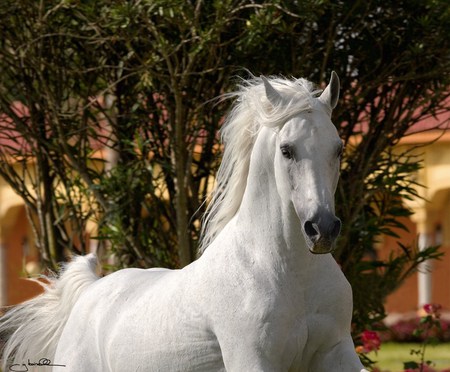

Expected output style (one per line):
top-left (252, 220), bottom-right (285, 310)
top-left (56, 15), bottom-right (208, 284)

top-left (174, 91), bottom-right (192, 267)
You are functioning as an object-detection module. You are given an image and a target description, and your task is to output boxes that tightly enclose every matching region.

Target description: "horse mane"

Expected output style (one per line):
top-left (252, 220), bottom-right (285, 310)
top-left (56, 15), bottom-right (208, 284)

top-left (198, 75), bottom-right (322, 253)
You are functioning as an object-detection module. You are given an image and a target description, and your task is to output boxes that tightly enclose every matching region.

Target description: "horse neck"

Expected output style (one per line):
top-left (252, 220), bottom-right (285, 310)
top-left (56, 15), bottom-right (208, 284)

top-left (235, 127), bottom-right (311, 268)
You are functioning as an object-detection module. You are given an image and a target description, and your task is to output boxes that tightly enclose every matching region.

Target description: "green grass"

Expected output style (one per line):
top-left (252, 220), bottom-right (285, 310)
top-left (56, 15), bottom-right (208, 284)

top-left (1, 343), bottom-right (449, 372)
top-left (368, 342), bottom-right (450, 372)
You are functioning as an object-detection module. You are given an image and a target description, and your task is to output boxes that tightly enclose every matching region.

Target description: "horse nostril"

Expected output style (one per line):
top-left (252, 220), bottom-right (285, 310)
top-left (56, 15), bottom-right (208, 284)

top-left (331, 219), bottom-right (341, 239)
top-left (304, 221), bottom-right (319, 239)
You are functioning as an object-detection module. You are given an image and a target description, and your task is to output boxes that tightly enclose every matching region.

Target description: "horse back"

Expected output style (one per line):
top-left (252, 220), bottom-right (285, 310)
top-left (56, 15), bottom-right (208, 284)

top-left (55, 266), bottom-right (225, 371)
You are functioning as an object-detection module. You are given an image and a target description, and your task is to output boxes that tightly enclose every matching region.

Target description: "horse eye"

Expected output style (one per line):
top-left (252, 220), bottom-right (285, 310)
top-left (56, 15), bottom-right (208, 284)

top-left (280, 145), bottom-right (293, 159)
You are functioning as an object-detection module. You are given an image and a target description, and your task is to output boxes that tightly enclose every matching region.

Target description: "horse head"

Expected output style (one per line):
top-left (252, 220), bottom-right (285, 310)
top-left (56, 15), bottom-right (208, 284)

top-left (264, 72), bottom-right (343, 254)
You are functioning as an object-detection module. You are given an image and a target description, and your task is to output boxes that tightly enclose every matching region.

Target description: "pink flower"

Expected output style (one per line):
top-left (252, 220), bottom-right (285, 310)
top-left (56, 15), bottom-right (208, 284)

top-left (360, 330), bottom-right (381, 353)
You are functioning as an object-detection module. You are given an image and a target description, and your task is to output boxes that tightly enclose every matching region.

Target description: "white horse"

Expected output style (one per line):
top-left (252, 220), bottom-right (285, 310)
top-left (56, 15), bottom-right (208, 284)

top-left (1, 72), bottom-right (367, 371)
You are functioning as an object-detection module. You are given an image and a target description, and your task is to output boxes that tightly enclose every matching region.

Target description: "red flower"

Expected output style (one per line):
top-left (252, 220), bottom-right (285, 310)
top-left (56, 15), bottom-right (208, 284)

top-left (423, 303), bottom-right (442, 317)
top-left (360, 330), bottom-right (381, 353)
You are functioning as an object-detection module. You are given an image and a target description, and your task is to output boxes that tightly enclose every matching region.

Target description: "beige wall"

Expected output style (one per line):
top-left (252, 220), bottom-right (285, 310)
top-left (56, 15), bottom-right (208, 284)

top-left (0, 203), bottom-right (42, 306)
top-left (1, 131), bottom-right (450, 312)
top-left (381, 131), bottom-right (450, 313)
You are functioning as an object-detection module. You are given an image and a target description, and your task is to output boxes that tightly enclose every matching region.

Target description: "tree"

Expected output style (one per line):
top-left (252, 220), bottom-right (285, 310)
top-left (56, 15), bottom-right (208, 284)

top-left (0, 0), bottom-right (449, 344)
top-left (0, 0), bottom-right (303, 268)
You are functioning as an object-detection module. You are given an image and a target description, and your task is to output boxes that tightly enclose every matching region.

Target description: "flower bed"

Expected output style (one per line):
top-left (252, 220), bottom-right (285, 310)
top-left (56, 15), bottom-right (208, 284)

top-left (383, 316), bottom-right (450, 343)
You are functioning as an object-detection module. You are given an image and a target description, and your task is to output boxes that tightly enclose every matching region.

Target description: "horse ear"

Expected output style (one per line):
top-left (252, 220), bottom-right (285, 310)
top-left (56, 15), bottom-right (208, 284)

top-left (261, 76), bottom-right (283, 107)
top-left (319, 71), bottom-right (340, 110)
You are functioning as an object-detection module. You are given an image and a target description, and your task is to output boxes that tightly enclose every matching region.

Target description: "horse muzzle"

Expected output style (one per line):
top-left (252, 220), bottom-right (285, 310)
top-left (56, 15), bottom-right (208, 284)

top-left (303, 212), bottom-right (341, 254)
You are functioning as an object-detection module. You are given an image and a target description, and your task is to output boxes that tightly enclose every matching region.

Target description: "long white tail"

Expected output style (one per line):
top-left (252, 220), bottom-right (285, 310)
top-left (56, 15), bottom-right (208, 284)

top-left (0, 254), bottom-right (99, 370)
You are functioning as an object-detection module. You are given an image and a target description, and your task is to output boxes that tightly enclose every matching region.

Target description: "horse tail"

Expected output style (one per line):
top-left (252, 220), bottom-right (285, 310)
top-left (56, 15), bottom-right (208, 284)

top-left (0, 254), bottom-right (99, 370)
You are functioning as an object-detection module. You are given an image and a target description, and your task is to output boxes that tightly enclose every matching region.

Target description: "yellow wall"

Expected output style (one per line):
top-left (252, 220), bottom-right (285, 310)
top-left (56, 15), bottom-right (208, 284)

top-left (1, 131), bottom-right (450, 312)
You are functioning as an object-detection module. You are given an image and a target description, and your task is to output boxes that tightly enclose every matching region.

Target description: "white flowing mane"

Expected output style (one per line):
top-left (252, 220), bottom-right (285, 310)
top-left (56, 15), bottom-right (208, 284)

top-left (199, 76), bottom-right (322, 252)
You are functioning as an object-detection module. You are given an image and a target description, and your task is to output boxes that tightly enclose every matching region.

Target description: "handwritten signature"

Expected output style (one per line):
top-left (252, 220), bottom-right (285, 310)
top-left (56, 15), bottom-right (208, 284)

top-left (9, 358), bottom-right (66, 371)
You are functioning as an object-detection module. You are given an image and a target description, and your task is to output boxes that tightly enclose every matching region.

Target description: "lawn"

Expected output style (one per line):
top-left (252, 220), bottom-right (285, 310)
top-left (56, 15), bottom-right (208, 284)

top-left (368, 342), bottom-right (450, 372)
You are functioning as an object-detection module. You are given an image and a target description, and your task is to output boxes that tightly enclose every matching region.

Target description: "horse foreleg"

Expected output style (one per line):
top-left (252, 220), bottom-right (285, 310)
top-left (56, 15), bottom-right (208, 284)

top-left (309, 337), bottom-right (366, 372)
top-left (220, 348), bottom-right (283, 372)
top-left (217, 333), bottom-right (288, 372)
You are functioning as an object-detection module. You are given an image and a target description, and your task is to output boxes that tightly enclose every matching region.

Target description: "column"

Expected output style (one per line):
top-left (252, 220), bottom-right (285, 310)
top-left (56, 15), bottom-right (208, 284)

top-left (417, 232), bottom-right (432, 308)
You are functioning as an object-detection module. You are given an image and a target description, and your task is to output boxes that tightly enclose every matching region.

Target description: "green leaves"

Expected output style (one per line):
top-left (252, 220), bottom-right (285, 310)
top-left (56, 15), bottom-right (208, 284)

top-left (0, 0), bottom-right (448, 325)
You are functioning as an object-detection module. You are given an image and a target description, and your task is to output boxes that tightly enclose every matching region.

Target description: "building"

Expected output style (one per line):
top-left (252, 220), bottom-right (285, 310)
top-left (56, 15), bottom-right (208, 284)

top-left (384, 122), bottom-right (450, 315)
top-left (0, 104), bottom-right (449, 315)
